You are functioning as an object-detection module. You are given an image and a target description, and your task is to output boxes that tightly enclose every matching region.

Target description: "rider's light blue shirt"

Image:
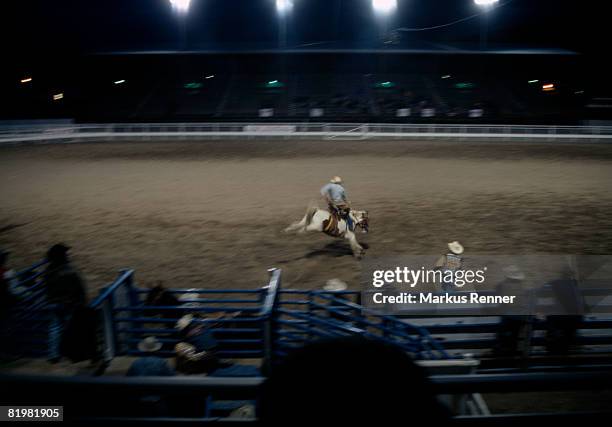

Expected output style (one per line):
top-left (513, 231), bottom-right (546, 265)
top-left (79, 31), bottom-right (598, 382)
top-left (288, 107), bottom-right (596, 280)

top-left (320, 183), bottom-right (347, 204)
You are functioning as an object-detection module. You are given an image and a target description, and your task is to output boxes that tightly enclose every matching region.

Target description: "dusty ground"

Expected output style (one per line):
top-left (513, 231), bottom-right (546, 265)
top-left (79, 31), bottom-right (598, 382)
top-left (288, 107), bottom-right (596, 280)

top-left (1, 139), bottom-right (612, 299)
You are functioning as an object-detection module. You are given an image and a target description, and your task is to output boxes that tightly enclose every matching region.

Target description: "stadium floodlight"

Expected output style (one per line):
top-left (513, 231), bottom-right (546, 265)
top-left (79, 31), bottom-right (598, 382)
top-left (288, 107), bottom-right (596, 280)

top-left (276, 0), bottom-right (293, 14)
top-left (169, 0), bottom-right (191, 14)
top-left (372, 0), bottom-right (397, 14)
top-left (474, 0), bottom-right (499, 6)
top-left (20, 77), bottom-right (33, 84)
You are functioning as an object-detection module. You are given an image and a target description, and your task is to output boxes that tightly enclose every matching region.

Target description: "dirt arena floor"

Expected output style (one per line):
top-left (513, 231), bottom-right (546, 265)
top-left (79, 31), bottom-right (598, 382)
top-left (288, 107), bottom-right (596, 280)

top-left (1, 139), bottom-right (612, 298)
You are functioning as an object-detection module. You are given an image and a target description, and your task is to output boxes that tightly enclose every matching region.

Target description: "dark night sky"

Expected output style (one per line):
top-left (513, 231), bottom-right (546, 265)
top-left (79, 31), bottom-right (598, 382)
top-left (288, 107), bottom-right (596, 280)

top-left (3, 0), bottom-right (602, 55)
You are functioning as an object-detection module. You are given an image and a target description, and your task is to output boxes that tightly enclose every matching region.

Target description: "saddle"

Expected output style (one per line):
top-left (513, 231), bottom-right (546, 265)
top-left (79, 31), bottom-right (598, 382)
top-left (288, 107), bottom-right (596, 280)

top-left (323, 205), bottom-right (353, 237)
top-left (323, 214), bottom-right (340, 237)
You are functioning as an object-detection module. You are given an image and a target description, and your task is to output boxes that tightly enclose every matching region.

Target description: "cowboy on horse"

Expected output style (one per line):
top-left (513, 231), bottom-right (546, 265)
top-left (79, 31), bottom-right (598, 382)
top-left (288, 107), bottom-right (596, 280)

top-left (320, 176), bottom-right (354, 230)
top-left (285, 176), bottom-right (368, 258)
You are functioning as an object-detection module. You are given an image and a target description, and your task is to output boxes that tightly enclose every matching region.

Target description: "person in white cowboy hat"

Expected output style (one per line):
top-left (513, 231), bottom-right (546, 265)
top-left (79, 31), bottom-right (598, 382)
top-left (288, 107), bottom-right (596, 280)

top-left (320, 176), bottom-right (354, 230)
top-left (322, 279), bottom-right (350, 321)
top-left (323, 278), bottom-right (348, 292)
top-left (434, 241), bottom-right (464, 292)
top-left (138, 336), bottom-right (163, 353)
top-left (175, 313), bottom-right (226, 374)
top-left (176, 314), bottom-right (220, 354)
top-left (178, 292), bottom-right (204, 309)
top-left (127, 336), bottom-right (175, 377)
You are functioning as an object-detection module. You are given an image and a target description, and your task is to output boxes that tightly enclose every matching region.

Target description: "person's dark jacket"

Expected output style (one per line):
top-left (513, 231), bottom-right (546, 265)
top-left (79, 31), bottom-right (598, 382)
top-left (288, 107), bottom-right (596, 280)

top-left (45, 263), bottom-right (87, 308)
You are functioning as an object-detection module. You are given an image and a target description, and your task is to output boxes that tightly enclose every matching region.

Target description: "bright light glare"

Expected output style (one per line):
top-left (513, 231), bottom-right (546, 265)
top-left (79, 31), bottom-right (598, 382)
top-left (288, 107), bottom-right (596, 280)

top-left (205, 75), bottom-right (215, 79)
top-left (20, 77), bottom-right (33, 84)
top-left (276, 0), bottom-right (293, 14)
top-left (52, 93), bottom-right (64, 101)
top-left (114, 80), bottom-right (126, 85)
top-left (169, 0), bottom-right (191, 14)
top-left (372, 0), bottom-right (397, 14)
top-left (474, 0), bottom-right (499, 6)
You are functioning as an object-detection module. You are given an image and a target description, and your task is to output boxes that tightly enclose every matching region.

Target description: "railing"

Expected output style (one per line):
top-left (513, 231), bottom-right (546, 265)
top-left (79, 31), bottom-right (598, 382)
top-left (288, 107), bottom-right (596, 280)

top-left (91, 269), bottom-right (280, 366)
top-left (394, 286), bottom-right (612, 359)
top-left (90, 269), bottom-right (138, 363)
top-left (275, 290), bottom-right (450, 360)
top-left (1, 372), bottom-right (611, 424)
top-left (2, 122), bottom-right (612, 143)
top-left (8, 260), bottom-right (612, 370)
top-left (90, 267), bottom-right (450, 368)
top-left (1, 260), bottom-right (53, 358)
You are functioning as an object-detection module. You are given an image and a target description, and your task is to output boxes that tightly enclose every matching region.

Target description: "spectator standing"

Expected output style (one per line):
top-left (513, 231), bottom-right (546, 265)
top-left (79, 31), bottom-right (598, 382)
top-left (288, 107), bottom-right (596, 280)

top-left (44, 244), bottom-right (87, 363)
top-left (434, 241), bottom-right (464, 292)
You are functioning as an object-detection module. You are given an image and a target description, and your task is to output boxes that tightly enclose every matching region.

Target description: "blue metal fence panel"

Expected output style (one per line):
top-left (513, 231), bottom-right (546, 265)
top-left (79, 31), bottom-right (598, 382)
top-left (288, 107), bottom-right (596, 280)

top-left (1, 260), bottom-right (52, 358)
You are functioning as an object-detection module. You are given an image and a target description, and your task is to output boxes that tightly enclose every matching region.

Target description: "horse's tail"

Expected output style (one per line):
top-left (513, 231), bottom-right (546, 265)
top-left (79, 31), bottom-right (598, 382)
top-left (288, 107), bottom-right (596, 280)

top-left (284, 204), bottom-right (318, 233)
top-left (304, 205), bottom-right (318, 227)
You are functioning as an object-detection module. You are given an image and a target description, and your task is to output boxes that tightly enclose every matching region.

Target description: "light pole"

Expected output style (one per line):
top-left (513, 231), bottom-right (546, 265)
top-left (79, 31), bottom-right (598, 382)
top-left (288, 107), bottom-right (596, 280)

top-left (474, 0), bottom-right (498, 51)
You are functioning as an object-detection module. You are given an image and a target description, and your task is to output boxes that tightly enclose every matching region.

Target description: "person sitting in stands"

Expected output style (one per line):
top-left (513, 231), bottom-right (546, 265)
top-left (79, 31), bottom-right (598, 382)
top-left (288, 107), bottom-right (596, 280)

top-left (44, 244), bottom-right (87, 363)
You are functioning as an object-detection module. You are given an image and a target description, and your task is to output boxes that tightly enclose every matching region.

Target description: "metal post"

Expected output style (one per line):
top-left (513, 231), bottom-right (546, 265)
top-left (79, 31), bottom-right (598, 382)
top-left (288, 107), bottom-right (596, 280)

top-left (101, 300), bottom-right (116, 363)
top-left (261, 268), bottom-right (282, 374)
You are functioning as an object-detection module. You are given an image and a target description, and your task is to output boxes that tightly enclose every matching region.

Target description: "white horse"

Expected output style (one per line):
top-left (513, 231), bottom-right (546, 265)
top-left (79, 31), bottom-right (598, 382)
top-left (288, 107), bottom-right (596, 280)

top-left (284, 207), bottom-right (369, 258)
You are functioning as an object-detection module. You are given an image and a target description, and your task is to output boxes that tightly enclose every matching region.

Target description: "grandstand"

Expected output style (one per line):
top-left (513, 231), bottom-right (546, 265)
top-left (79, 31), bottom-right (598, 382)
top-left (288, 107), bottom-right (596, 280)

top-left (2, 51), bottom-right (586, 125)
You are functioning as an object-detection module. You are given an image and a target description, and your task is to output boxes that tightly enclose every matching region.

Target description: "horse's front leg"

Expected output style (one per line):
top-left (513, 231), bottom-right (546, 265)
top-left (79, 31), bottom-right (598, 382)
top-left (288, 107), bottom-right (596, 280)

top-left (345, 231), bottom-right (365, 258)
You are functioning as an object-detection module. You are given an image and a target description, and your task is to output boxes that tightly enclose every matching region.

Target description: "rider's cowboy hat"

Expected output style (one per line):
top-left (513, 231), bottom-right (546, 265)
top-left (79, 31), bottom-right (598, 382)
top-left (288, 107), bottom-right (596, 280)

top-left (323, 279), bottom-right (348, 292)
top-left (138, 336), bottom-right (163, 352)
top-left (503, 265), bottom-right (525, 281)
top-left (448, 241), bottom-right (464, 255)
top-left (330, 176), bottom-right (343, 184)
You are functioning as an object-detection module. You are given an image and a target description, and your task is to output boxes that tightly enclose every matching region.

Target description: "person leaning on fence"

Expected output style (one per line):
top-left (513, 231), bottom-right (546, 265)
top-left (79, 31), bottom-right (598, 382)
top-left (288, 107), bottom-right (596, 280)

top-left (44, 244), bottom-right (88, 363)
top-left (494, 265), bottom-right (534, 357)
top-left (174, 314), bottom-right (223, 374)
top-left (434, 241), bottom-right (464, 292)
top-left (544, 271), bottom-right (585, 355)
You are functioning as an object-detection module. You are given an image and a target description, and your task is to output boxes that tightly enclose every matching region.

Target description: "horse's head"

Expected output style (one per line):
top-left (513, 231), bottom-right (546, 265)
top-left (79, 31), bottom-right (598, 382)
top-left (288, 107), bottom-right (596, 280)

top-left (352, 210), bottom-right (369, 233)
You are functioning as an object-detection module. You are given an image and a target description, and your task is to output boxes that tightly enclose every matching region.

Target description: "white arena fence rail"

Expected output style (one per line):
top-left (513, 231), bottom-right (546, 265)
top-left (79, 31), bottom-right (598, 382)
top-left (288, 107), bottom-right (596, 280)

top-left (1, 123), bottom-right (612, 144)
